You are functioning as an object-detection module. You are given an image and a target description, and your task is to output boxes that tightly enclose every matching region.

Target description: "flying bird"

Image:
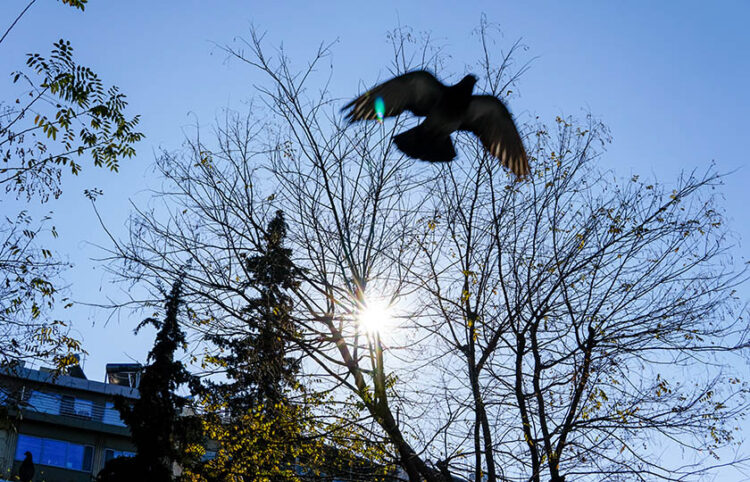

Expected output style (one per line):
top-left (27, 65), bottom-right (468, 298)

top-left (342, 70), bottom-right (529, 178)
top-left (19, 451), bottom-right (34, 482)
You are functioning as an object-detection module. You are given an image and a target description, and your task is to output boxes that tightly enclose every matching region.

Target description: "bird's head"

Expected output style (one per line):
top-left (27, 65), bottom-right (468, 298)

top-left (460, 74), bottom-right (478, 92)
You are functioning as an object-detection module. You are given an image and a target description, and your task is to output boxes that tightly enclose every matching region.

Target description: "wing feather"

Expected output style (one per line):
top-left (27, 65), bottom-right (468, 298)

top-left (461, 95), bottom-right (529, 178)
top-left (342, 70), bottom-right (445, 122)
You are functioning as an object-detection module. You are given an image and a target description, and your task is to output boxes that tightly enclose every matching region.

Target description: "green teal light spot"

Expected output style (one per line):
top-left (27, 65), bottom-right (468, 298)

top-left (374, 96), bottom-right (385, 123)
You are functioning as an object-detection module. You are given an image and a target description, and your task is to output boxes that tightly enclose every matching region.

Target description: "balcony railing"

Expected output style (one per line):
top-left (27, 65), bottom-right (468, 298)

top-left (10, 390), bottom-right (127, 427)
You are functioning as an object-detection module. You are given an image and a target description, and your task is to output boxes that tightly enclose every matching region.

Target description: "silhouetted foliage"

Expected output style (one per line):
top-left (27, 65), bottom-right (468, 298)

top-left (2, 38), bottom-right (143, 200)
top-left (205, 210), bottom-right (301, 414)
top-left (100, 280), bottom-right (201, 481)
top-left (95, 456), bottom-right (139, 482)
top-left (192, 211), bottom-right (322, 481)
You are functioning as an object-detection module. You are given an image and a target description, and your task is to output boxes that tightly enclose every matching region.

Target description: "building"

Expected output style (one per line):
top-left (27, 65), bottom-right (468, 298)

top-left (0, 362), bottom-right (465, 482)
top-left (0, 363), bottom-right (140, 482)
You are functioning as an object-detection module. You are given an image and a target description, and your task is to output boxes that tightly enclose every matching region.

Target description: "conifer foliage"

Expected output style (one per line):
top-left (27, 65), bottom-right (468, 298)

top-left (98, 280), bottom-right (201, 481)
top-left (196, 210), bottom-right (317, 480)
top-left (207, 210), bottom-right (301, 414)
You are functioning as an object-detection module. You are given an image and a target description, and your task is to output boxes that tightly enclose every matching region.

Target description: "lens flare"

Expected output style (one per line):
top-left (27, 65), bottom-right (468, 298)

top-left (358, 298), bottom-right (392, 334)
top-left (374, 96), bottom-right (385, 123)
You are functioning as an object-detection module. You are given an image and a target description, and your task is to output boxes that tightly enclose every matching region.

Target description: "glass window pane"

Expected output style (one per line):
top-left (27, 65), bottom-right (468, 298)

top-left (74, 398), bottom-right (93, 418)
top-left (103, 401), bottom-right (126, 426)
top-left (66, 443), bottom-right (84, 470)
top-left (17, 435), bottom-right (93, 472)
top-left (40, 438), bottom-right (66, 467)
top-left (27, 391), bottom-right (61, 415)
top-left (15, 434), bottom-right (42, 461)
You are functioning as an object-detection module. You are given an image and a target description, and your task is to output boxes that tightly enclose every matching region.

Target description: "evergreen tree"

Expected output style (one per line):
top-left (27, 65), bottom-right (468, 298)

top-left (196, 210), bottom-right (314, 480)
top-left (207, 210), bottom-right (301, 414)
top-left (99, 280), bottom-right (201, 481)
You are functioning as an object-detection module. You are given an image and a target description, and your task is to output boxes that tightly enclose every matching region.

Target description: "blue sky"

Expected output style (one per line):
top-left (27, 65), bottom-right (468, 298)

top-left (1, 0), bottom-right (748, 388)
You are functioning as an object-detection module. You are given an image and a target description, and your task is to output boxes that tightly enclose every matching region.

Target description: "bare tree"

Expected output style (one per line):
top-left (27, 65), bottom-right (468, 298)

top-left (414, 104), bottom-right (750, 481)
top-left (102, 23), bottom-right (749, 481)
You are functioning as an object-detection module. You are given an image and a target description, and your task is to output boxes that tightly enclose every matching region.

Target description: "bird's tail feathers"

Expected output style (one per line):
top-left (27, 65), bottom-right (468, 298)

top-left (394, 125), bottom-right (456, 163)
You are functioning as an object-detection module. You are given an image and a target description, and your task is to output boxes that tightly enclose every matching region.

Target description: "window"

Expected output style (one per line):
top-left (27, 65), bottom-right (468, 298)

top-left (66, 442), bottom-right (92, 471)
top-left (27, 392), bottom-right (95, 419)
top-left (73, 398), bottom-right (93, 418)
top-left (14, 434), bottom-right (41, 460)
top-left (103, 401), bottom-right (126, 426)
top-left (15, 434), bottom-right (93, 472)
top-left (104, 448), bottom-right (136, 462)
top-left (26, 391), bottom-right (61, 415)
top-left (60, 395), bottom-right (92, 418)
top-left (40, 438), bottom-right (67, 468)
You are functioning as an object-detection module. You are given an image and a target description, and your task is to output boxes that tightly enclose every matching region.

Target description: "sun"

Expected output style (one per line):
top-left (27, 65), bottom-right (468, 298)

top-left (358, 298), bottom-right (393, 334)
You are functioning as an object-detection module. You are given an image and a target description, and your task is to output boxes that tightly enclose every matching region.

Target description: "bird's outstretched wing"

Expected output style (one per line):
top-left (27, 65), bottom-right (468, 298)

top-left (342, 70), bottom-right (445, 122)
top-left (461, 95), bottom-right (529, 179)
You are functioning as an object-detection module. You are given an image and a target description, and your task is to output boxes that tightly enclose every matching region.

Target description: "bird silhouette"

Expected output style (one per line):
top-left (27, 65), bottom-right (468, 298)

top-left (342, 70), bottom-right (529, 178)
top-left (19, 451), bottom-right (34, 482)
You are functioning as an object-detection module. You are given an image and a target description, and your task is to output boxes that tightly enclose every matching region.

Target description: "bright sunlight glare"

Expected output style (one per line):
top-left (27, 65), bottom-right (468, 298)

top-left (358, 298), bottom-right (393, 334)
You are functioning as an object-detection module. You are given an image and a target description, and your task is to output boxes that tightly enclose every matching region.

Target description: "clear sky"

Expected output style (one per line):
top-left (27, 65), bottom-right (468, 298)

top-left (1, 0), bottom-right (748, 388)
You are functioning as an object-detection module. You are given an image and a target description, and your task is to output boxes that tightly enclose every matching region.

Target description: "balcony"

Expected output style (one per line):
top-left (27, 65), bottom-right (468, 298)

top-left (16, 390), bottom-right (127, 427)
